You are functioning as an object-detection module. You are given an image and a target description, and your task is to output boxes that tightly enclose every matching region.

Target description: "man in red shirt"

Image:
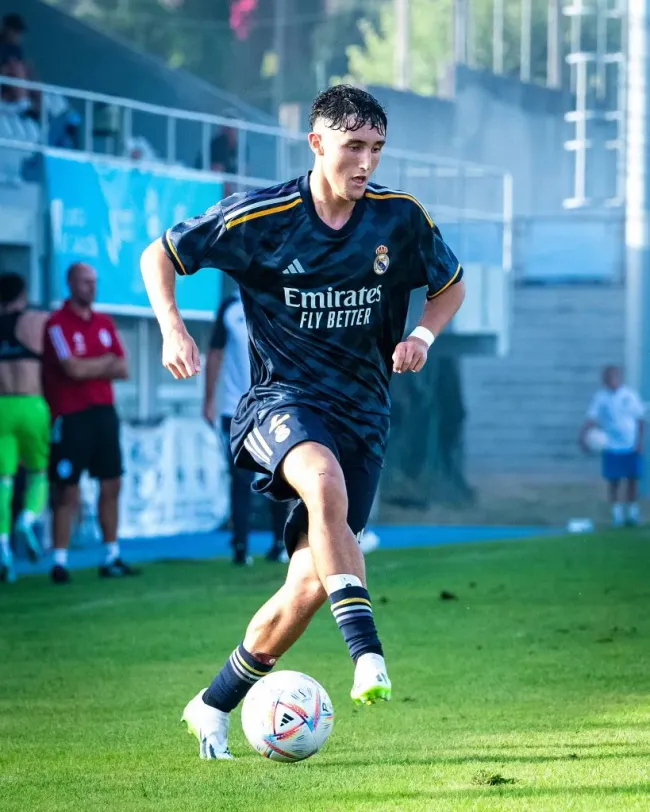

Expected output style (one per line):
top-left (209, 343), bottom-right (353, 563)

top-left (43, 262), bottom-right (139, 584)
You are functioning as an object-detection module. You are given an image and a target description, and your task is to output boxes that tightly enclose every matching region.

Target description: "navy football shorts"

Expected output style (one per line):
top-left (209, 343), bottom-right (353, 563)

top-left (231, 402), bottom-right (382, 557)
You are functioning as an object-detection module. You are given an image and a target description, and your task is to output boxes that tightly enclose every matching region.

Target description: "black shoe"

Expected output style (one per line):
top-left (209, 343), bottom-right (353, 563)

top-left (232, 553), bottom-right (253, 567)
top-left (99, 558), bottom-right (141, 578)
top-left (50, 564), bottom-right (70, 584)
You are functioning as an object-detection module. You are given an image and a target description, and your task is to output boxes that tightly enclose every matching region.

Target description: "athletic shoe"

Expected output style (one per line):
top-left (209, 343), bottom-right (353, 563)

top-left (50, 564), bottom-right (70, 585)
top-left (265, 546), bottom-right (289, 564)
top-left (14, 518), bottom-right (42, 563)
top-left (181, 689), bottom-right (233, 760)
top-left (99, 558), bottom-right (141, 578)
top-left (0, 554), bottom-right (16, 584)
top-left (359, 529), bottom-right (380, 555)
top-left (232, 553), bottom-right (253, 567)
top-left (350, 652), bottom-right (392, 706)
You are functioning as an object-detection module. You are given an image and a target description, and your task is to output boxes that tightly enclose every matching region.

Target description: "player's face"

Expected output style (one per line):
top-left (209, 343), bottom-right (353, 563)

top-left (68, 264), bottom-right (97, 307)
top-left (603, 366), bottom-right (621, 390)
top-left (315, 122), bottom-right (386, 201)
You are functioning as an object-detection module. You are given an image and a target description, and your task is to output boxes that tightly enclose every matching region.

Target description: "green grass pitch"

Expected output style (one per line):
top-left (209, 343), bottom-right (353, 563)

top-left (1, 529), bottom-right (649, 811)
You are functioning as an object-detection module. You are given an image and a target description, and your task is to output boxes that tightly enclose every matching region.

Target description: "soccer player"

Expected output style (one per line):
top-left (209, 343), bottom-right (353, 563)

top-left (141, 85), bottom-right (465, 759)
top-left (580, 365), bottom-right (645, 526)
top-left (203, 287), bottom-right (288, 565)
top-left (43, 263), bottom-right (138, 583)
top-left (0, 273), bottom-right (49, 583)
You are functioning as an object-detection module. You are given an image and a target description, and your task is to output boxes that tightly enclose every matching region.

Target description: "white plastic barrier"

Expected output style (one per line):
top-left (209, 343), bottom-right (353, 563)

top-left (77, 417), bottom-right (230, 541)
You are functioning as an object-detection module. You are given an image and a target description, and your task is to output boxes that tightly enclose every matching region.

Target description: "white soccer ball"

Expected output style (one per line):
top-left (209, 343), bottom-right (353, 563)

top-left (584, 427), bottom-right (609, 453)
top-left (241, 670), bottom-right (334, 762)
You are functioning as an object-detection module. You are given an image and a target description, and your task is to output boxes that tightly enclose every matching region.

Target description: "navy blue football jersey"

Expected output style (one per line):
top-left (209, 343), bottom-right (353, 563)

top-left (163, 174), bottom-right (463, 461)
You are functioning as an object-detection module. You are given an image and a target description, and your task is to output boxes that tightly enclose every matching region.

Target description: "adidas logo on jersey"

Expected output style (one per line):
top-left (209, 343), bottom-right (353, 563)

top-left (282, 259), bottom-right (306, 275)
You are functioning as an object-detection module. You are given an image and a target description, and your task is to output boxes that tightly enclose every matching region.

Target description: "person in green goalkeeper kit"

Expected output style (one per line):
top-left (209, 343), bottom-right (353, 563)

top-left (0, 273), bottom-right (50, 583)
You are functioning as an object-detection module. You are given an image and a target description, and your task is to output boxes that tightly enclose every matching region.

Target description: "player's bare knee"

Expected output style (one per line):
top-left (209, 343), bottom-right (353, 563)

top-left (302, 468), bottom-right (348, 520)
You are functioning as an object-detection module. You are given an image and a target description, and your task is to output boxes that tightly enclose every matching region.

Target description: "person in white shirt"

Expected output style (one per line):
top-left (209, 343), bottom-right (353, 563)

top-left (579, 365), bottom-right (645, 527)
top-left (203, 289), bottom-right (287, 564)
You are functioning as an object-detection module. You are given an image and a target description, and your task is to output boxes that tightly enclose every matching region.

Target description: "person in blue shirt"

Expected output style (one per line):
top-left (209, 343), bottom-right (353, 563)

top-left (141, 84), bottom-right (465, 760)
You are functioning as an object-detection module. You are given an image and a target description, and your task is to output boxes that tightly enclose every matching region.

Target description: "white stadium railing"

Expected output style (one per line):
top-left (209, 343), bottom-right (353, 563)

top-left (0, 75), bottom-right (512, 354)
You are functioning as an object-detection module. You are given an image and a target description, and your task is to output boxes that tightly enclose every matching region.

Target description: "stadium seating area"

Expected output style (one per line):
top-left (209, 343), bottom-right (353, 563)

top-left (0, 102), bottom-right (39, 181)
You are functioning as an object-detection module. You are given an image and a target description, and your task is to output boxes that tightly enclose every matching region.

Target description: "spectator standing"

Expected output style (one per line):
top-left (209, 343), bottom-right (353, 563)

top-left (580, 365), bottom-right (646, 527)
top-left (203, 288), bottom-right (287, 565)
top-left (0, 14), bottom-right (39, 115)
top-left (0, 14), bottom-right (26, 68)
top-left (43, 263), bottom-right (139, 583)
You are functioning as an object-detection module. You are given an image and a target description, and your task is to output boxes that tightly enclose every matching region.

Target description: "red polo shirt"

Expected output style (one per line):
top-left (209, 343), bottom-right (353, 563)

top-left (43, 301), bottom-right (124, 420)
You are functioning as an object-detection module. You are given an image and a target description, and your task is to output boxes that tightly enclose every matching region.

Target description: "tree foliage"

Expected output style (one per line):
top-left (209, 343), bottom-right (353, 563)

top-left (338, 0), bottom-right (559, 95)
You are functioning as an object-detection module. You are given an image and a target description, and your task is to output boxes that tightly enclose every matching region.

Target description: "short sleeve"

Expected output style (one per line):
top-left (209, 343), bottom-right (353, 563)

top-left (45, 320), bottom-right (72, 362)
top-left (411, 207), bottom-right (463, 298)
top-left (107, 318), bottom-right (125, 358)
top-left (628, 389), bottom-right (646, 419)
top-left (210, 297), bottom-right (233, 350)
top-left (586, 393), bottom-right (602, 420)
top-left (162, 200), bottom-right (252, 281)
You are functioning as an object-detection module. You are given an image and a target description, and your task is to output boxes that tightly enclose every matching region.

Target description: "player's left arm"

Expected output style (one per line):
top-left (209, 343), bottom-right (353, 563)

top-left (393, 213), bottom-right (465, 374)
top-left (393, 283), bottom-right (465, 373)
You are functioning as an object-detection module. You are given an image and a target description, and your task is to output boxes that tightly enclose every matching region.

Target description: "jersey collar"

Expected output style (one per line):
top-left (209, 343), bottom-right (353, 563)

top-left (63, 300), bottom-right (94, 323)
top-left (298, 173), bottom-right (366, 239)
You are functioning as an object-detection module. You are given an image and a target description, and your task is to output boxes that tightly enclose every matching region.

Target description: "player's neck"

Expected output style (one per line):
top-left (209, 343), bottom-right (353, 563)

top-left (309, 171), bottom-right (356, 231)
top-left (68, 299), bottom-right (93, 321)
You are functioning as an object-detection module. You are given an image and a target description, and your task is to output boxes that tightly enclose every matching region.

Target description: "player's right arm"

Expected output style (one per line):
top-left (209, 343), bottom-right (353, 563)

top-left (141, 202), bottom-right (252, 380)
top-left (140, 240), bottom-right (199, 380)
top-left (578, 394), bottom-right (601, 450)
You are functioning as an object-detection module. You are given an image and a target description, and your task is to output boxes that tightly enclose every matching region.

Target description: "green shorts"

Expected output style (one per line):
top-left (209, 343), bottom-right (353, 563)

top-left (0, 395), bottom-right (50, 476)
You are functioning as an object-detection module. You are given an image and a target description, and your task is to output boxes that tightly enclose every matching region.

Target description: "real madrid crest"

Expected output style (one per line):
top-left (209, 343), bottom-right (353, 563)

top-left (374, 244), bottom-right (390, 275)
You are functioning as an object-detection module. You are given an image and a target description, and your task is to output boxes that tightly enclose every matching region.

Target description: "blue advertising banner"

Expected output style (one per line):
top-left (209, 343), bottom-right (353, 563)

top-left (44, 152), bottom-right (223, 317)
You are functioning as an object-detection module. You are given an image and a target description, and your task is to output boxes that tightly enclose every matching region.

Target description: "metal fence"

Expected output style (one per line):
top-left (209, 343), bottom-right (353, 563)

top-left (0, 75), bottom-right (512, 271)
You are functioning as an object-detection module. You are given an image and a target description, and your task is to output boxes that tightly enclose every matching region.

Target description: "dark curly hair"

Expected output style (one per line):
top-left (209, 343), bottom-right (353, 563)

top-left (0, 272), bottom-right (26, 306)
top-left (309, 84), bottom-right (387, 136)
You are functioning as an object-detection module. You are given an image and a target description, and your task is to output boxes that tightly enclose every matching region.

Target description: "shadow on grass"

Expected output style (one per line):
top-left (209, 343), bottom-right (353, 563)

top-left (484, 740), bottom-right (640, 750)
top-left (311, 750), bottom-right (650, 768)
top-left (336, 783), bottom-right (650, 803)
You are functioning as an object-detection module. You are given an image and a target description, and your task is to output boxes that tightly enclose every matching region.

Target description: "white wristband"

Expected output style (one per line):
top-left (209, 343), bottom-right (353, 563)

top-left (408, 326), bottom-right (435, 348)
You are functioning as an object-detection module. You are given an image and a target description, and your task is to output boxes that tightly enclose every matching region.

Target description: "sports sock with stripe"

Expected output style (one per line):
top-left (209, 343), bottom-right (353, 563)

top-left (327, 574), bottom-right (383, 662)
top-left (203, 643), bottom-right (277, 713)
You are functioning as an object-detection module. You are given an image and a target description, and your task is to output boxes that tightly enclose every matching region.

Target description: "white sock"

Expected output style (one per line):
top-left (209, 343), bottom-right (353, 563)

top-left (628, 503), bottom-right (640, 520)
top-left (104, 541), bottom-right (120, 564)
top-left (325, 573), bottom-right (363, 595)
top-left (53, 548), bottom-right (69, 567)
top-left (0, 533), bottom-right (11, 560)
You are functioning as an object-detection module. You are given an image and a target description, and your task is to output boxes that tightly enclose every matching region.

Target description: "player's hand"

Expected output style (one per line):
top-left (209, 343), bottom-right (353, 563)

top-left (162, 324), bottom-right (201, 379)
top-left (203, 398), bottom-right (216, 428)
top-left (392, 337), bottom-right (428, 374)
